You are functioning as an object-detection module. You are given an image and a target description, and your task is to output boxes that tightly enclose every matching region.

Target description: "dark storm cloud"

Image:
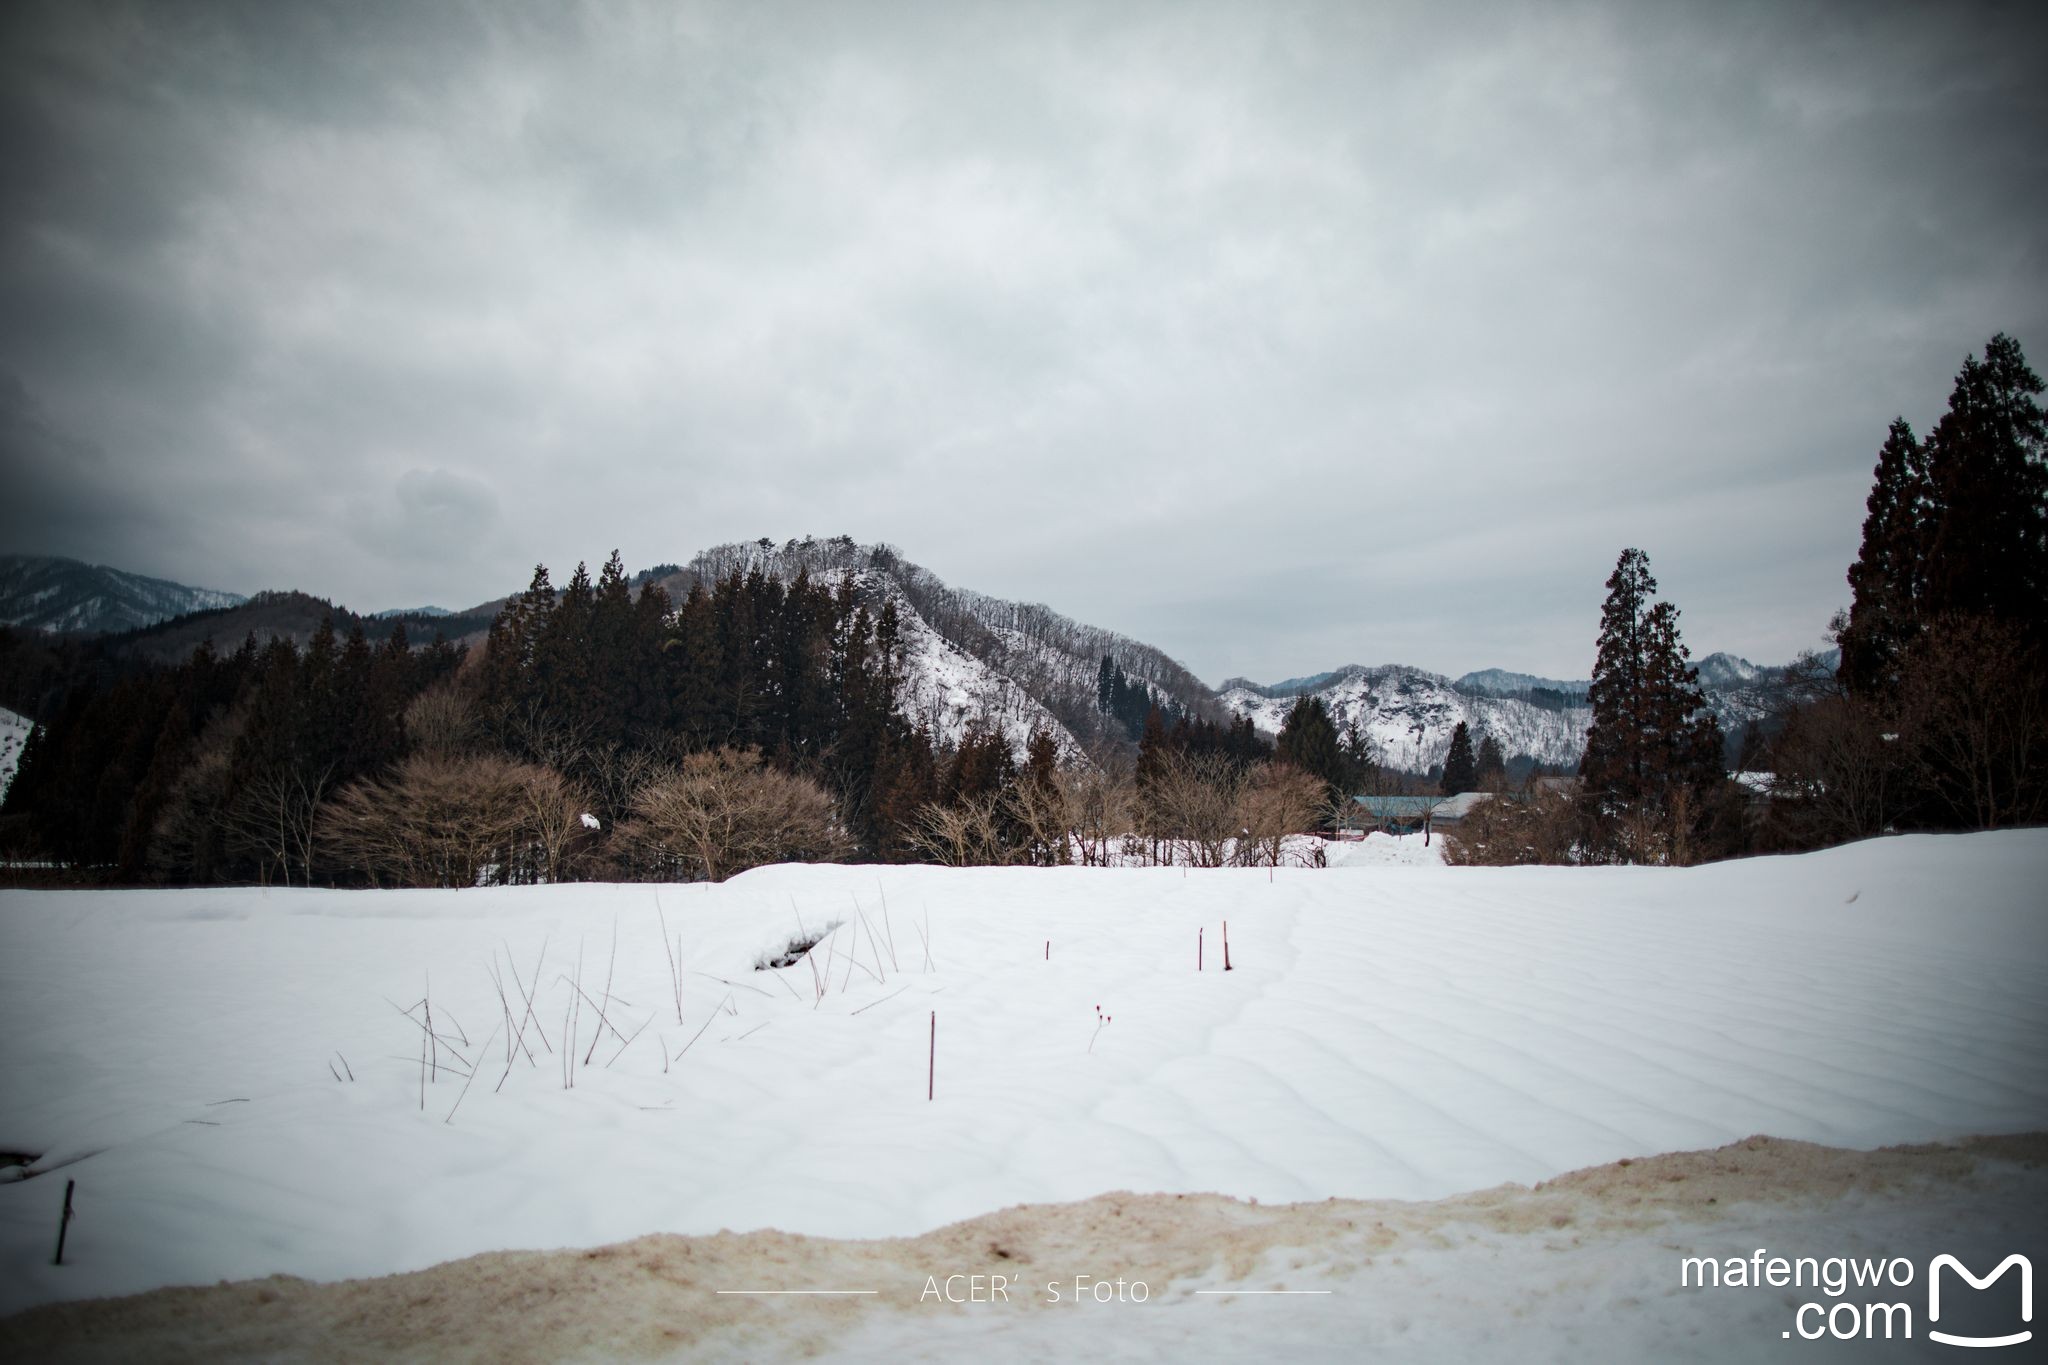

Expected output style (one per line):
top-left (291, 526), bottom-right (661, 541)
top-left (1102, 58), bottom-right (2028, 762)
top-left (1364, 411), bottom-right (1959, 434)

top-left (2, 0), bottom-right (2043, 681)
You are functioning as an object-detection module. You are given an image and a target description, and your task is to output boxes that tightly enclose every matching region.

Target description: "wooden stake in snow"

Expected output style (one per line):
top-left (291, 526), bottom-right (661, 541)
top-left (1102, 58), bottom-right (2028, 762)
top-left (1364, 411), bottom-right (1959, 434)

top-left (1044, 940), bottom-right (1049, 960)
top-left (52, 1179), bottom-right (74, 1266)
top-left (1198, 927), bottom-right (1203, 971)
top-left (928, 1011), bottom-right (935, 1101)
top-left (1223, 920), bottom-right (1232, 971)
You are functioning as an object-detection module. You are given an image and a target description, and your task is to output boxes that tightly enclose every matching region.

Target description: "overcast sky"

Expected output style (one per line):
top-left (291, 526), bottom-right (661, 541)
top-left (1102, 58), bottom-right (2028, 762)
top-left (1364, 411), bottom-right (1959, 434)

top-left (2, 1), bottom-right (2042, 683)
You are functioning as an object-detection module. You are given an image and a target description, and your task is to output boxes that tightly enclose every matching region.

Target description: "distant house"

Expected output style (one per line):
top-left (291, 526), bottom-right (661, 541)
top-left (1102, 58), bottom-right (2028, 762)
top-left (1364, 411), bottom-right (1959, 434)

top-left (1350, 792), bottom-right (1493, 839)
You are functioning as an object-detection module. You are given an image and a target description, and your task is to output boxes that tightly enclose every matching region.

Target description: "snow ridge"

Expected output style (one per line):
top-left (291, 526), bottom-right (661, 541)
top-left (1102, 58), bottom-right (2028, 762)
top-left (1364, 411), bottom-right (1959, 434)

top-left (1221, 663), bottom-right (1592, 769)
top-left (0, 555), bottom-right (245, 635)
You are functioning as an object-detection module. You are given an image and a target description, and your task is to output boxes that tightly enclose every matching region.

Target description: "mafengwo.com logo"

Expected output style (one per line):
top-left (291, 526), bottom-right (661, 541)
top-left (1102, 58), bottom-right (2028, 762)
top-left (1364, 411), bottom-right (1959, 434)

top-left (1679, 1249), bottom-right (2031, 1346)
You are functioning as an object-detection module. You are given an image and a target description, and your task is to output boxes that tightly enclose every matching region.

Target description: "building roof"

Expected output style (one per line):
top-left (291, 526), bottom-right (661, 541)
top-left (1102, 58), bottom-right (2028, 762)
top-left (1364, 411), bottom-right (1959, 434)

top-left (1352, 792), bottom-right (1493, 819)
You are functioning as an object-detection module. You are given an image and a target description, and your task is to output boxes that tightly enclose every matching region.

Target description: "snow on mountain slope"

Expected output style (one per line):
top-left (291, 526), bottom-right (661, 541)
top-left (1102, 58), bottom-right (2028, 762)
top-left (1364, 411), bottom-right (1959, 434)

top-left (687, 538), bottom-right (1217, 756)
top-left (879, 573), bottom-right (1087, 760)
top-left (0, 706), bottom-right (31, 801)
top-left (0, 555), bottom-right (245, 634)
top-left (1223, 664), bottom-right (1591, 769)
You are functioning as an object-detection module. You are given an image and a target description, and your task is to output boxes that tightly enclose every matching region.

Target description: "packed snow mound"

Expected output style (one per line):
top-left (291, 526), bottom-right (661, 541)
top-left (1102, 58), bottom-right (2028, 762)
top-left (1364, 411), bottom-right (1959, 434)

top-left (6, 1135), bottom-right (2041, 1362)
top-left (0, 706), bottom-right (30, 801)
top-left (1221, 663), bottom-right (1592, 769)
top-left (0, 831), bottom-right (2043, 1316)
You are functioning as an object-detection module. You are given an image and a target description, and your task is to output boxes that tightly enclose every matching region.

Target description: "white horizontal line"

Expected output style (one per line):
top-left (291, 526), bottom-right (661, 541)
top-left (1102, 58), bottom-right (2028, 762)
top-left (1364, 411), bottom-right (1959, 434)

top-left (1194, 1290), bottom-right (1333, 1295)
top-left (716, 1290), bottom-right (878, 1295)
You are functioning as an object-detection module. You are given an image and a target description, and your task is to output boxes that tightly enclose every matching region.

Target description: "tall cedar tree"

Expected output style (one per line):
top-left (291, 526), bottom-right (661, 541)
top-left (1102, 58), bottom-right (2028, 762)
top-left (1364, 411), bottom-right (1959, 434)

top-left (1276, 694), bottom-right (1346, 807)
top-left (1475, 733), bottom-right (1507, 788)
top-left (1581, 548), bottom-right (1723, 820)
top-left (1440, 721), bottom-right (1477, 794)
top-left (1839, 418), bottom-right (1930, 697)
top-left (1919, 334), bottom-right (2048, 633)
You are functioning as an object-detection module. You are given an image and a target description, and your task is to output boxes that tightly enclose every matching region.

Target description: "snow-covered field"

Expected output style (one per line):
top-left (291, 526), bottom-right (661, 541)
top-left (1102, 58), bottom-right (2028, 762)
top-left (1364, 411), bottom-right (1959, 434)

top-left (2, 831), bottom-right (2045, 1356)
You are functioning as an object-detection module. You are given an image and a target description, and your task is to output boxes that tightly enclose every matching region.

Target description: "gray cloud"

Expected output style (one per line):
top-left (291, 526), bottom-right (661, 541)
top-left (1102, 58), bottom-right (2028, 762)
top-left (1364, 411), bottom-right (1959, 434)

top-left (2, 0), bottom-right (2043, 681)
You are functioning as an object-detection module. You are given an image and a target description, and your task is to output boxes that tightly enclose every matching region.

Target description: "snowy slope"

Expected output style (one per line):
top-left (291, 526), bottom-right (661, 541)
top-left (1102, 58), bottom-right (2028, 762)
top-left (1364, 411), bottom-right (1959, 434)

top-left (0, 706), bottom-right (30, 801)
top-left (0, 555), bottom-right (244, 634)
top-left (879, 572), bottom-right (1086, 760)
top-left (1222, 664), bottom-right (1592, 769)
top-left (688, 538), bottom-right (1210, 754)
top-left (1, 831), bottom-right (2043, 1315)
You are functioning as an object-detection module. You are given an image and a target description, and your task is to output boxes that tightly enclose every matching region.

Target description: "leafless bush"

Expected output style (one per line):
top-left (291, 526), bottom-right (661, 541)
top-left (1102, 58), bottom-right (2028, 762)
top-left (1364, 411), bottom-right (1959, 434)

top-left (1005, 774), bottom-right (1071, 867)
top-left (906, 793), bottom-right (1008, 867)
top-left (1234, 763), bottom-right (1325, 867)
top-left (1061, 766), bottom-right (1135, 867)
top-left (615, 747), bottom-right (852, 882)
top-left (1140, 752), bottom-right (1241, 868)
top-left (1442, 787), bottom-right (1583, 866)
top-left (221, 763), bottom-right (333, 887)
top-left (1765, 693), bottom-right (1903, 846)
top-left (318, 754), bottom-right (589, 888)
top-left (403, 686), bottom-right (477, 759)
top-left (1897, 614), bottom-right (2048, 829)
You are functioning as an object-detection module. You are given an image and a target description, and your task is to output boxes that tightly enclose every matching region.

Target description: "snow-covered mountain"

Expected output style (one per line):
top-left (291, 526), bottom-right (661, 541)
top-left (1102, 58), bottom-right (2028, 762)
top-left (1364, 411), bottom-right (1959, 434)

top-left (0, 555), bottom-right (245, 635)
top-left (1453, 669), bottom-right (1590, 701)
top-left (1230, 648), bottom-right (1837, 773)
top-left (684, 538), bottom-right (1225, 760)
top-left (0, 705), bottom-right (32, 801)
top-left (1222, 665), bottom-right (1592, 770)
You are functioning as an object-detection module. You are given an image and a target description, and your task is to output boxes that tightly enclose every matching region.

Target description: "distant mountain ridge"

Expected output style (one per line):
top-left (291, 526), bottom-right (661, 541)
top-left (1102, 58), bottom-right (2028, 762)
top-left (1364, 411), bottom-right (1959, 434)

top-left (0, 554), bottom-right (245, 635)
top-left (1222, 650), bottom-right (1825, 772)
top-left (8, 541), bottom-right (1827, 772)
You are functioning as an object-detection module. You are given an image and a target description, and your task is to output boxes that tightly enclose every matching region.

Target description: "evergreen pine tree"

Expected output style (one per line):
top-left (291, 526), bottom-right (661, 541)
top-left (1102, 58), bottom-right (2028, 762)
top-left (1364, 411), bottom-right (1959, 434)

top-left (1440, 721), bottom-right (1477, 794)
top-left (1840, 418), bottom-right (1931, 697)
top-left (1920, 334), bottom-right (2048, 631)
top-left (1276, 695), bottom-right (1345, 803)
top-left (1581, 548), bottom-right (1723, 846)
top-left (1475, 732), bottom-right (1506, 788)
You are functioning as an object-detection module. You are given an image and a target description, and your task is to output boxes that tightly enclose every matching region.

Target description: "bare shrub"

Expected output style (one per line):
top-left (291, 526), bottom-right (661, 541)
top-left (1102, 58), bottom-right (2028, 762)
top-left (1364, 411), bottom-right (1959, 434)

top-left (1442, 786), bottom-right (1583, 866)
top-left (1140, 752), bottom-right (1240, 868)
top-left (1897, 614), bottom-right (2048, 829)
top-left (1234, 763), bottom-right (1325, 867)
top-left (616, 748), bottom-right (852, 882)
top-left (221, 763), bottom-right (333, 887)
top-left (403, 686), bottom-right (477, 760)
top-left (319, 754), bottom-right (589, 888)
top-left (1061, 766), bottom-right (1135, 867)
top-left (906, 794), bottom-right (1008, 867)
top-left (1005, 774), bottom-right (1071, 867)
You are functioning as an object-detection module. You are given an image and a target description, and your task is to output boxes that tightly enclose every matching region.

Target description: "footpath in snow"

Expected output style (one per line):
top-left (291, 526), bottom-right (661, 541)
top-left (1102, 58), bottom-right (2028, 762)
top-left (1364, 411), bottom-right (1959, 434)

top-left (1, 830), bottom-right (2044, 1335)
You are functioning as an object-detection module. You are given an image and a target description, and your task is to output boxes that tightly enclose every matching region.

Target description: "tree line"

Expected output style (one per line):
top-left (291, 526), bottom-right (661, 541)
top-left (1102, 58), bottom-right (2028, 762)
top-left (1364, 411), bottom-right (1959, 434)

top-left (1448, 332), bottom-right (2046, 866)
top-left (1, 556), bottom-right (1371, 885)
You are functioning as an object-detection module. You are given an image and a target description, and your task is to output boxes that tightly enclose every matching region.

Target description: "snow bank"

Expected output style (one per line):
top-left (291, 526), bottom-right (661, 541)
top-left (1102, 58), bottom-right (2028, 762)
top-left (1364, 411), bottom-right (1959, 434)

top-left (5, 1134), bottom-right (2042, 1362)
top-left (1, 831), bottom-right (2044, 1321)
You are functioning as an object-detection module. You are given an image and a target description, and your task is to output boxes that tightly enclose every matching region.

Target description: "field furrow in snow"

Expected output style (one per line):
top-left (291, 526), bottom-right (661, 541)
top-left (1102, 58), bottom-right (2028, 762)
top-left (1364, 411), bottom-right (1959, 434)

top-left (0, 830), bottom-right (2044, 1316)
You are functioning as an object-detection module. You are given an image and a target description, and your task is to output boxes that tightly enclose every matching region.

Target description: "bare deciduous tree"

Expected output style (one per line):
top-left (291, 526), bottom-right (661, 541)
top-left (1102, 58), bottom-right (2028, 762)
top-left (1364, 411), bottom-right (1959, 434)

top-left (906, 793), bottom-right (1008, 867)
top-left (319, 754), bottom-right (587, 888)
top-left (1234, 763), bottom-right (1325, 868)
top-left (616, 748), bottom-right (852, 882)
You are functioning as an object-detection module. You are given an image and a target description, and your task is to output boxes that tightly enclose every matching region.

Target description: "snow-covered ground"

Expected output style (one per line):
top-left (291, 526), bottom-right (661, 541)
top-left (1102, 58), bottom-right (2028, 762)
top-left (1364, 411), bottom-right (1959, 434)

top-left (0, 705), bottom-right (31, 801)
top-left (2, 832), bottom-right (2045, 1349)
